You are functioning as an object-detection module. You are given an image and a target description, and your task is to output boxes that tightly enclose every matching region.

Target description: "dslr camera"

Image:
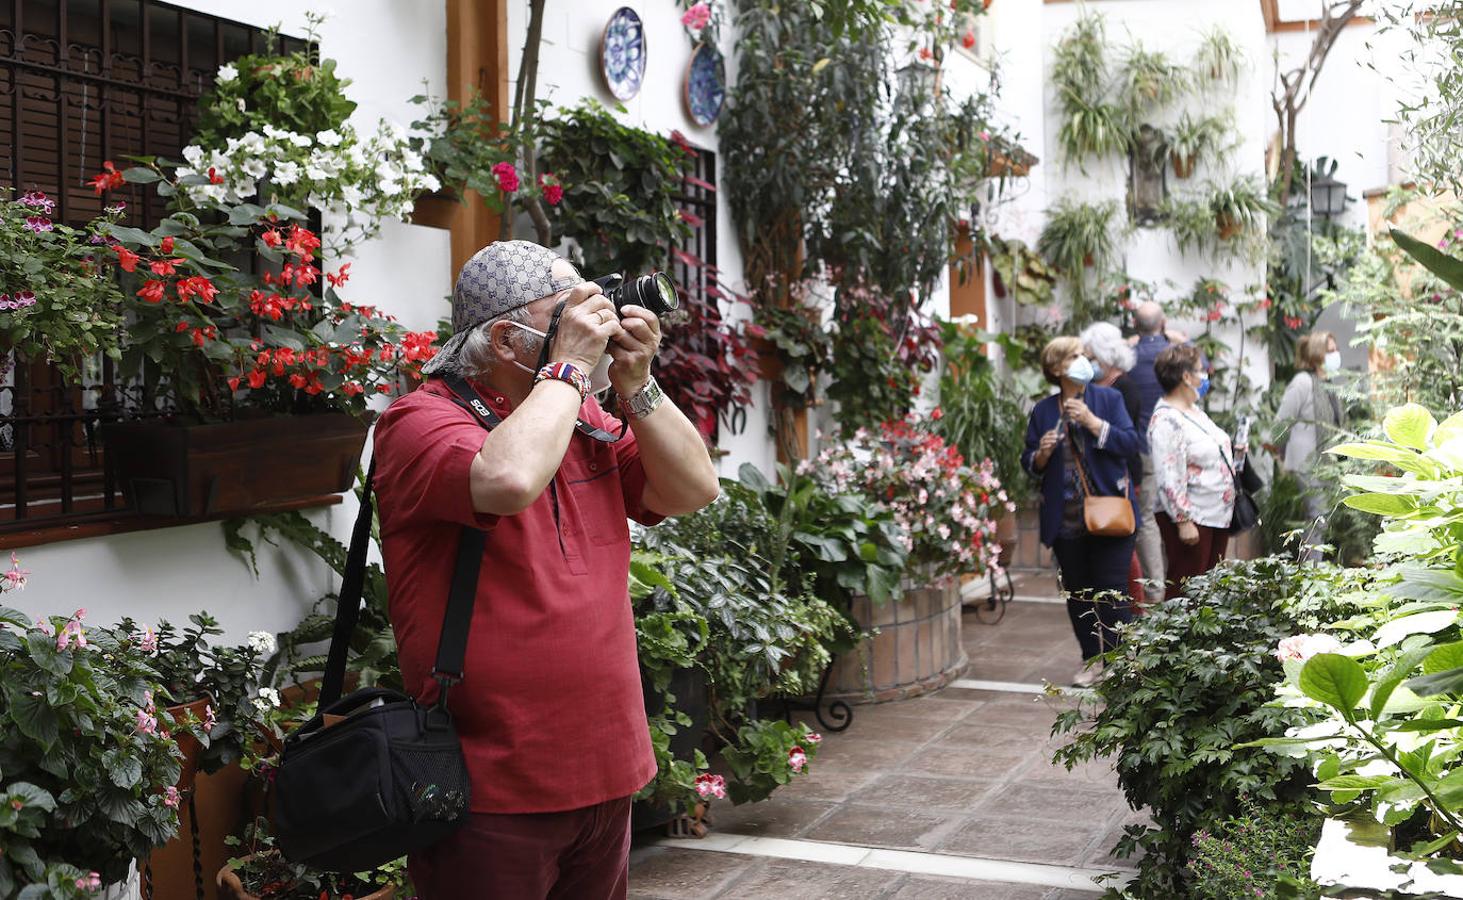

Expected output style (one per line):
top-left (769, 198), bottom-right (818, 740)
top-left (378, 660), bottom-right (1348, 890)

top-left (591, 272), bottom-right (679, 318)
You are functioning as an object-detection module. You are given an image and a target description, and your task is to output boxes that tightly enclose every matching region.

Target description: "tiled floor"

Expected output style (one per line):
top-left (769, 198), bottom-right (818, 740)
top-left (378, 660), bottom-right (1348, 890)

top-left (628, 570), bottom-right (1144, 899)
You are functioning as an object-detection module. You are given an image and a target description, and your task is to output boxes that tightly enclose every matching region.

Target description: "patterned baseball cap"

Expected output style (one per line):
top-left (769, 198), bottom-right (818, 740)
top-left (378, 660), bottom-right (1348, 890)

top-left (421, 240), bottom-right (582, 376)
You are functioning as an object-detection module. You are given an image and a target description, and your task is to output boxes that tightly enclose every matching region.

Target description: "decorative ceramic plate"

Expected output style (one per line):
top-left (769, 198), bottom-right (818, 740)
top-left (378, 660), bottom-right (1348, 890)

top-left (600, 7), bottom-right (646, 101)
top-left (684, 43), bottom-right (726, 127)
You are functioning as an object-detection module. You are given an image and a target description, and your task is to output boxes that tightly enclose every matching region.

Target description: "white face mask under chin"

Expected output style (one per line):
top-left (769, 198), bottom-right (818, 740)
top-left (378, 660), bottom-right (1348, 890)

top-left (507, 322), bottom-right (612, 395)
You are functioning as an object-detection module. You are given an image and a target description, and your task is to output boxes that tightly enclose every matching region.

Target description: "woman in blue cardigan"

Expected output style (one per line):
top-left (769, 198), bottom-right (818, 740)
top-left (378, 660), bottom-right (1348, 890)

top-left (1022, 336), bottom-right (1143, 686)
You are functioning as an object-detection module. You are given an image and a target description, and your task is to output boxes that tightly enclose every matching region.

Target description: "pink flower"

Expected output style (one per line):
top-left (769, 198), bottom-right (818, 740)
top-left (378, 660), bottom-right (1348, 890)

top-left (788, 746), bottom-right (807, 773)
top-left (694, 773), bottom-right (727, 799)
top-left (491, 161), bottom-right (519, 193)
top-left (56, 613), bottom-right (86, 651)
top-left (539, 173), bottom-right (564, 206)
top-left (73, 872), bottom-right (101, 892)
top-left (807, 732), bottom-right (822, 744)
top-left (136, 709), bottom-right (158, 735)
top-left (1274, 633), bottom-right (1342, 663)
top-left (23, 216), bottom-right (53, 233)
top-left (163, 786), bottom-right (181, 809)
top-left (138, 626), bottom-right (159, 654)
top-left (203, 704), bottom-right (217, 731)
top-left (4, 553), bottom-right (29, 591)
top-left (681, 2), bottom-right (712, 30)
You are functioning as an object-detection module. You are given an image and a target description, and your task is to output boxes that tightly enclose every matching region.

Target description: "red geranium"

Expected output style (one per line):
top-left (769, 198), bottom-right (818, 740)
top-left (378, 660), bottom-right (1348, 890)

top-left (113, 246), bottom-right (140, 273)
top-left (491, 162), bottom-right (520, 193)
top-left (136, 280), bottom-right (166, 304)
top-left (175, 276), bottom-right (218, 305)
top-left (89, 161), bottom-right (125, 195)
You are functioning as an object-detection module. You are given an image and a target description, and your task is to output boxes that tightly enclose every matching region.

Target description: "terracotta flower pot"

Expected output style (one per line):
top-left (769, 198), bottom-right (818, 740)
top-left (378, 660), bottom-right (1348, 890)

top-left (166, 696), bottom-right (213, 793)
top-left (217, 855), bottom-right (395, 900)
top-left (1217, 214), bottom-right (1242, 241)
top-left (409, 189), bottom-right (462, 230)
top-left (1171, 154), bottom-right (1195, 180)
top-left (746, 335), bottom-right (784, 381)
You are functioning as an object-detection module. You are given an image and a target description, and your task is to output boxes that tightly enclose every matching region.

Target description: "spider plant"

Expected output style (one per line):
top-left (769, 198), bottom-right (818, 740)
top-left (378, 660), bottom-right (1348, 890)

top-left (1163, 197), bottom-right (1217, 257)
top-left (1052, 12), bottom-right (1108, 94)
top-left (1057, 94), bottom-right (1130, 167)
top-left (1193, 27), bottom-right (1244, 85)
top-left (1119, 46), bottom-right (1188, 113)
top-left (1038, 200), bottom-right (1120, 275)
top-left (1166, 112), bottom-right (1228, 179)
top-left (1209, 177), bottom-right (1276, 239)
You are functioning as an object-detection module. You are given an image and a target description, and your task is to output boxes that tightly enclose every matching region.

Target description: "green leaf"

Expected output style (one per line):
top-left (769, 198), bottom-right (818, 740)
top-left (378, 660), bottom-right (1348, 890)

top-left (1392, 227), bottom-right (1463, 293)
top-left (1343, 492), bottom-right (1417, 516)
top-left (121, 166), bottom-right (161, 184)
top-left (1371, 645), bottom-right (1435, 719)
top-left (6, 689), bottom-right (59, 751)
top-left (1391, 718), bottom-right (1463, 732)
top-left (1374, 609), bottom-right (1457, 648)
top-left (1315, 774), bottom-right (1399, 791)
top-left (1425, 641), bottom-right (1463, 675)
top-left (1436, 410), bottom-right (1463, 447)
top-left (1407, 664), bottom-right (1463, 697)
top-left (1384, 403), bottom-right (1437, 451)
top-left (1299, 653), bottom-right (1368, 716)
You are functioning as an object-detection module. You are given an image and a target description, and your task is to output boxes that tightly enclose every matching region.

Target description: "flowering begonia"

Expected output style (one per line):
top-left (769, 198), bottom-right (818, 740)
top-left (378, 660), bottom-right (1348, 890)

top-left (492, 161), bottom-right (520, 193)
top-left (681, 2), bottom-right (712, 30)
top-left (1274, 633), bottom-right (1343, 663)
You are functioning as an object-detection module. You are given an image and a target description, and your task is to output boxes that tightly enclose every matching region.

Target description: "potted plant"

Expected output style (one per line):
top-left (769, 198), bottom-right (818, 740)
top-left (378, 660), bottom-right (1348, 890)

top-left (94, 163), bottom-right (439, 519)
top-left (1052, 14), bottom-right (1128, 168)
top-left (1119, 46), bottom-right (1187, 111)
top-left (217, 818), bottom-right (403, 900)
top-left (1166, 113), bottom-right (1226, 180)
top-left (1162, 196), bottom-right (1219, 256)
top-left (1209, 178), bottom-right (1274, 241)
top-left (0, 572), bottom-right (191, 896)
top-left (1038, 199), bottom-right (1120, 274)
top-left (0, 191), bottom-right (128, 384)
top-left (988, 236), bottom-right (1057, 306)
top-left (408, 89), bottom-right (527, 230)
top-left (1193, 27), bottom-right (1244, 85)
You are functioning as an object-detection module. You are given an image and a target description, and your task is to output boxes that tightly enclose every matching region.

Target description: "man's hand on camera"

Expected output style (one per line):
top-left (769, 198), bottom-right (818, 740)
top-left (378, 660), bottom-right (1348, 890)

top-left (553, 284), bottom-right (620, 373)
top-left (608, 305), bottom-right (661, 396)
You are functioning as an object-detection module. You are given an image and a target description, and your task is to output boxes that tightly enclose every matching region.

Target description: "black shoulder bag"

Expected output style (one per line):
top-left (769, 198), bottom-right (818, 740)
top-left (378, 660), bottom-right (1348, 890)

top-left (272, 376), bottom-right (502, 872)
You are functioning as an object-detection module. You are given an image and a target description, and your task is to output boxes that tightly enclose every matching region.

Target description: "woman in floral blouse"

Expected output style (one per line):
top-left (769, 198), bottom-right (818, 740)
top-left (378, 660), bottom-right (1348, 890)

top-left (1148, 344), bottom-right (1235, 599)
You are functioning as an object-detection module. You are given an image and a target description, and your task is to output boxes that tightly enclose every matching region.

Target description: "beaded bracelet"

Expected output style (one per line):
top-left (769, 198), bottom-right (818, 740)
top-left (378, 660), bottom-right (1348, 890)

top-left (534, 362), bottom-right (591, 402)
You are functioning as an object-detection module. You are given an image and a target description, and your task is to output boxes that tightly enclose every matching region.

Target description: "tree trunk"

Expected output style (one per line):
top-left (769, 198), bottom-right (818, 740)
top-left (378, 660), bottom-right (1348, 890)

top-left (1270, 1), bottom-right (1364, 204)
top-left (502, 0), bottom-right (551, 243)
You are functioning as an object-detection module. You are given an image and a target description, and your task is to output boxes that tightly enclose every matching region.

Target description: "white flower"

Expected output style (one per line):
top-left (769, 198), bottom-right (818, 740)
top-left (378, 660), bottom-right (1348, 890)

top-left (290, 133), bottom-right (313, 149)
top-left (379, 178), bottom-right (402, 196)
top-left (182, 145), bottom-right (205, 167)
top-left (316, 129), bottom-right (343, 147)
top-left (341, 184), bottom-right (365, 208)
top-left (420, 173), bottom-right (442, 193)
top-left (263, 124), bottom-right (290, 141)
top-left (217, 63), bottom-right (238, 83)
top-left (346, 144), bottom-right (369, 168)
top-left (252, 687), bottom-right (281, 713)
top-left (242, 158), bottom-right (268, 179)
top-left (247, 631), bottom-right (277, 656)
top-left (238, 132), bottom-right (266, 154)
top-left (272, 160), bottom-right (301, 185)
top-left (236, 98), bottom-right (247, 113)
top-left (1275, 633), bottom-right (1343, 663)
top-left (305, 164), bottom-right (330, 181)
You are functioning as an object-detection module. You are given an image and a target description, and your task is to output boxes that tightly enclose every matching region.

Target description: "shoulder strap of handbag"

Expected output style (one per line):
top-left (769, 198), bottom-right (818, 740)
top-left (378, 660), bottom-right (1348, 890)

top-left (1175, 408), bottom-right (1239, 481)
top-left (1065, 424), bottom-right (1099, 500)
top-left (317, 376), bottom-right (512, 710)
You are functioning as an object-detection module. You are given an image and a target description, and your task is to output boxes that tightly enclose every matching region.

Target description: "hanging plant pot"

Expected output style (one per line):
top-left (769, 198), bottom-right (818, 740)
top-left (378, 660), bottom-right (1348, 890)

top-left (746, 335), bottom-right (784, 382)
top-left (1082, 252), bottom-right (1095, 268)
top-left (1171, 153), bottom-right (1196, 180)
top-left (409, 188), bottom-right (462, 230)
top-left (1216, 213), bottom-right (1243, 241)
top-left (218, 854), bottom-right (395, 900)
top-left (101, 414), bottom-right (369, 518)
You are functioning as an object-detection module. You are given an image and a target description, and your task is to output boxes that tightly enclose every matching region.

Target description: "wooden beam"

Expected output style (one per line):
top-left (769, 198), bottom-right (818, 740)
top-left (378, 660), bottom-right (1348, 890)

top-left (445, 0), bottom-right (510, 275)
top-left (1261, 0), bottom-right (1373, 33)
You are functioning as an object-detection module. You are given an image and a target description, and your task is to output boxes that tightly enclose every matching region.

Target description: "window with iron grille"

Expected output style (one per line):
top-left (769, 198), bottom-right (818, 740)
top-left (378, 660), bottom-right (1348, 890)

top-left (0, 0), bottom-right (304, 535)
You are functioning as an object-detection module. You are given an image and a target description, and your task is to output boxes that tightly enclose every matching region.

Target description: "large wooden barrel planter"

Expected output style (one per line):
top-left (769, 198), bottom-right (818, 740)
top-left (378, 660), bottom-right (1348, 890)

top-left (825, 578), bottom-right (966, 704)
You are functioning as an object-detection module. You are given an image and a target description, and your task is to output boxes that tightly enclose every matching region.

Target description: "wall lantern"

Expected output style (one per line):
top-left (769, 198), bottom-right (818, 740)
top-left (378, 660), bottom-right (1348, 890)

top-left (1309, 157), bottom-right (1349, 219)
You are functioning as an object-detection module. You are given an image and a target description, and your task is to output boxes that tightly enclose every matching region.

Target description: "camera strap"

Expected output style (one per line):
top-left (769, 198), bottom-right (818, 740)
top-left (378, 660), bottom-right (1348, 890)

top-left (437, 372), bottom-right (624, 443)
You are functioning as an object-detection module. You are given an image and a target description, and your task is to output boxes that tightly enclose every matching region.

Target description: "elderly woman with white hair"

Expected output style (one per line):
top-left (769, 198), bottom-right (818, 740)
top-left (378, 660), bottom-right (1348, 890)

top-left (1080, 321), bottom-right (1148, 607)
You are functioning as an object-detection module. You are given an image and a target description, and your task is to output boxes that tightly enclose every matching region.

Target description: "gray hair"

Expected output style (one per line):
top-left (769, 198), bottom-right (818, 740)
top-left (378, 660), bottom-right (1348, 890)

top-left (440, 306), bottom-right (537, 381)
top-left (1080, 321), bottom-right (1136, 373)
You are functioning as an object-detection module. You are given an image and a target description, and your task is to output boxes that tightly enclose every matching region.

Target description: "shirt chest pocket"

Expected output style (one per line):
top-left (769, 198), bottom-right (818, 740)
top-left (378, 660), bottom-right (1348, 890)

top-left (561, 445), bottom-right (630, 548)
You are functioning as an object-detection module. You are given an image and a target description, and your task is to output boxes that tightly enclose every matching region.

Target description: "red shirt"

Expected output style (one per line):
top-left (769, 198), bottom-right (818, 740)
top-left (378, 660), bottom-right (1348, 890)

top-left (372, 378), bottom-right (661, 814)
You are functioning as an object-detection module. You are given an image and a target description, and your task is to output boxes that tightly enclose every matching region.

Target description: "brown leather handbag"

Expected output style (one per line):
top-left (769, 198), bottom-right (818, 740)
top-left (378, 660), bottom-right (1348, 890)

top-left (1069, 432), bottom-right (1136, 537)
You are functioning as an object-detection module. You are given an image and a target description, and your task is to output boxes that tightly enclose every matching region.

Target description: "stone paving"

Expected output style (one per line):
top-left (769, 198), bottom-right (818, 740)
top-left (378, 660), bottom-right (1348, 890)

top-left (628, 571), bottom-right (1145, 899)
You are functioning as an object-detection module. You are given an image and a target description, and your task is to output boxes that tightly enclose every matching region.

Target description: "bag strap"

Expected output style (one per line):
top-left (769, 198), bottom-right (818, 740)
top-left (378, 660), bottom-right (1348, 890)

top-left (1065, 427), bottom-right (1098, 500)
top-left (317, 379), bottom-right (500, 710)
top-left (1175, 408), bottom-right (1239, 481)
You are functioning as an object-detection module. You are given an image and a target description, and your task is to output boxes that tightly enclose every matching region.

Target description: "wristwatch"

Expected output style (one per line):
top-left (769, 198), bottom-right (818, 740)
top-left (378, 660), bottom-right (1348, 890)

top-left (620, 376), bottom-right (665, 421)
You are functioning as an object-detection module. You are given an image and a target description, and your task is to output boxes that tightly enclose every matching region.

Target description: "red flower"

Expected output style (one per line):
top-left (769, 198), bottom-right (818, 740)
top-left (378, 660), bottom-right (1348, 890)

top-left (207, 166), bottom-right (224, 185)
top-left (918, 47), bottom-right (933, 61)
top-left (341, 382), bottom-right (365, 397)
top-left (227, 377), bottom-right (241, 392)
top-left (284, 225), bottom-right (321, 260)
top-left (160, 237), bottom-right (174, 254)
top-left (289, 373), bottom-right (307, 389)
top-left (961, 30), bottom-right (976, 49)
top-left (174, 321), bottom-right (189, 333)
top-left (1284, 315), bottom-right (1304, 330)
top-left (113, 246), bottom-right (141, 273)
top-left (247, 369), bottom-right (267, 389)
top-left (149, 258), bottom-right (185, 277)
top-left (326, 263), bottom-right (353, 288)
top-left (931, 407), bottom-right (944, 421)
top-left (491, 161), bottom-right (520, 193)
top-left (375, 383), bottom-right (393, 394)
top-left (1258, 296), bottom-right (1273, 311)
top-left (136, 280), bottom-right (166, 304)
top-left (175, 276), bottom-right (218, 305)
top-left (538, 174), bottom-right (564, 206)
top-left (261, 229), bottom-right (282, 248)
top-left (89, 161), bottom-right (125, 195)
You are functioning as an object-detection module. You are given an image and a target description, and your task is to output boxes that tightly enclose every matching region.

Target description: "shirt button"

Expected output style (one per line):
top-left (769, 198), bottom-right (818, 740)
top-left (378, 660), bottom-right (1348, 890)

top-left (494, 397), bottom-right (505, 405)
top-left (589, 462), bottom-right (599, 471)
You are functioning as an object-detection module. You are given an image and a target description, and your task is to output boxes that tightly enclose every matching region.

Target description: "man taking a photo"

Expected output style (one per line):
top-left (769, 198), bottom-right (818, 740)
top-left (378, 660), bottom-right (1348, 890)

top-left (372, 240), bottom-right (720, 899)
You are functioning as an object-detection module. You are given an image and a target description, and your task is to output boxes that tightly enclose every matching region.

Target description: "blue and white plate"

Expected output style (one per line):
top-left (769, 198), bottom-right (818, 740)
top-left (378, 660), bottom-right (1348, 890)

top-left (600, 7), bottom-right (646, 101)
top-left (684, 43), bottom-right (726, 127)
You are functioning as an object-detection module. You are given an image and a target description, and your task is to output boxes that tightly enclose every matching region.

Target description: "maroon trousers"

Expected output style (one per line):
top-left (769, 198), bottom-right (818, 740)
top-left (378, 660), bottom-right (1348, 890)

top-left (1155, 512), bottom-right (1229, 601)
top-left (408, 795), bottom-right (632, 900)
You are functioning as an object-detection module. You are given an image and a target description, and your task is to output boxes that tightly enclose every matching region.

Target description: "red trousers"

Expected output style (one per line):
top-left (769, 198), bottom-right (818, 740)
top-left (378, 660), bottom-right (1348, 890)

top-left (408, 795), bottom-right (632, 900)
top-left (1155, 512), bottom-right (1229, 601)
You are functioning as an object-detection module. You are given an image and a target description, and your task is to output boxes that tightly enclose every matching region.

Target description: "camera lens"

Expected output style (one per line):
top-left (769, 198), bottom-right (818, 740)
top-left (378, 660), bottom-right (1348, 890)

top-left (647, 272), bottom-right (678, 315)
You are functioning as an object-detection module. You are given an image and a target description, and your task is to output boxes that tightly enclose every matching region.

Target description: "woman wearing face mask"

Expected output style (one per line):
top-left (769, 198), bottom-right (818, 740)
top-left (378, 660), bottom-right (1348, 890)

top-left (1271, 332), bottom-right (1346, 552)
top-left (1148, 344), bottom-right (1235, 599)
top-left (1022, 336), bottom-right (1142, 686)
